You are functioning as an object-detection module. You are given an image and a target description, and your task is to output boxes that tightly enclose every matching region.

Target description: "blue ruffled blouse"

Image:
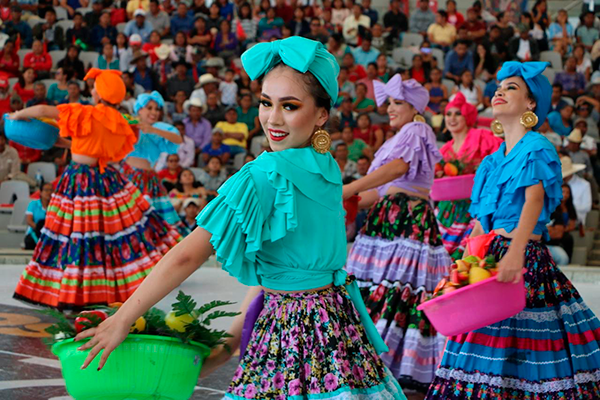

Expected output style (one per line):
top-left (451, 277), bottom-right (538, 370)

top-left (127, 122), bottom-right (180, 166)
top-left (469, 132), bottom-right (563, 240)
top-left (196, 146), bottom-right (388, 354)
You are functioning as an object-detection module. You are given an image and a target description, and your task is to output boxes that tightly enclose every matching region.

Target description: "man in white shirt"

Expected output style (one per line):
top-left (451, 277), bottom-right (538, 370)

top-left (343, 4), bottom-right (370, 46)
top-left (563, 156), bottom-right (592, 225)
top-left (564, 119), bottom-right (597, 156)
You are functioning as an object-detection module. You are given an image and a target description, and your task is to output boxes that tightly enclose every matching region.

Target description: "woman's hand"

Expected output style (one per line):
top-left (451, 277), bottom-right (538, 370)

top-left (137, 121), bottom-right (153, 133)
top-left (74, 314), bottom-right (132, 371)
top-left (496, 248), bottom-right (525, 284)
top-left (199, 344), bottom-right (233, 378)
top-left (8, 111), bottom-right (30, 121)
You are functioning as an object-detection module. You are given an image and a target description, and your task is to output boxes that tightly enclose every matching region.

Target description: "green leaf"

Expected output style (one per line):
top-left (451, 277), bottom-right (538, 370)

top-left (203, 310), bottom-right (241, 326)
top-left (195, 300), bottom-right (237, 316)
top-left (171, 291), bottom-right (197, 318)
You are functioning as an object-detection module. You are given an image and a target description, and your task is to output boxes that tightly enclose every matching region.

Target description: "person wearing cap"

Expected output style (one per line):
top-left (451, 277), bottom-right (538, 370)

top-left (428, 62), bottom-right (600, 399)
top-left (344, 73), bottom-right (450, 392)
top-left (574, 99), bottom-right (600, 140)
top-left (124, 9), bottom-right (154, 43)
top-left (170, 2), bottom-right (194, 37)
top-left (568, 118), bottom-right (598, 156)
top-left (436, 92), bottom-right (503, 260)
top-left (166, 59), bottom-right (195, 99)
top-left (180, 197), bottom-right (200, 231)
top-left (565, 128), bottom-right (594, 176)
top-left (126, 0), bottom-right (150, 20)
top-left (90, 10), bottom-right (117, 52)
top-left (3, 6), bottom-right (32, 48)
top-left (182, 97), bottom-right (212, 153)
top-left (10, 69), bottom-right (182, 310)
top-left (508, 23), bottom-right (541, 62)
top-left (190, 72), bottom-right (220, 106)
top-left (118, 33), bottom-right (145, 71)
top-left (75, 37), bottom-right (405, 399)
top-left (563, 154), bottom-right (593, 226)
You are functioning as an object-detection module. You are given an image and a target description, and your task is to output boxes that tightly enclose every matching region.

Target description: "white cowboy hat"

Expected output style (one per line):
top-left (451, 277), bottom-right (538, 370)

top-left (567, 129), bottom-right (583, 144)
top-left (560, 156), bottom-right (586, 178)
top-left (194, 73), bottom-right (219, 89)
top-left (155, 44), bottom-right (171, 61)
top-left (183, 97), bottom-right (206, 114)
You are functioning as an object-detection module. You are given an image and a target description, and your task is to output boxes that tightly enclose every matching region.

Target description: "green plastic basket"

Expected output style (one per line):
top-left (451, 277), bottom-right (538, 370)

top-left (52, 334), bottom-right (211, 400)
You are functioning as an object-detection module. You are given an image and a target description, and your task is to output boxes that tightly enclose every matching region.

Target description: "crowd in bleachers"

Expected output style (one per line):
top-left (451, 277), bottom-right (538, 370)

top-left (0, 0), bottom-right (600, 263)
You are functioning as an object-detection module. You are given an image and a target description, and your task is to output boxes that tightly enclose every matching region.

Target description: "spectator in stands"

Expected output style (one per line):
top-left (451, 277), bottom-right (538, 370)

top-left (356, 155), bottom-right (370, 178)
top-left (189, 16), bottom-right (213, 50)
top-left (171, 2), bottom-right (194, 36)
top-left (257, 7), bottom-right (283, 39)
top-left (289, 7), bottom-right (310, 37)
top-left (383, 0), bottom-right (408, 44)
top-left (147, 0), bottom-right (170, 38)
top-left (46, 67), bottom-right (70, 104)
top-left (343, 4), bottom-right (370, 46)
top-left (274, 0), bottom-right (293, 23)
top-left (142, 31), bottom-right (164, 64)
top-left (357, 63), bottom-right (380, 101)
top-left (190, 73), bottom-right (219, 106)
top-left (197, 156), bottom-right (227, 200)
top-left (428, 10), bottom-right (456, 51)
top-left (482, 25), bottom-right (508, 63)
top-left (353, 82), bottom-right (376, 113)
top-left (165, 90), bottom-right (187, 123)
top-left (169, 32), bottom-right (193, 65)
top-left (201, 129), bottom-right (231, 165)
top-left (574, 100), bottom-right (599, 141)
top-left (237, 93), bottom-right (260, 145)
top-left (342, 52), bottom-right (366, 83)
top-left (126, 0), bottom-right (150, 19)
top-left (337, 96), bottom-right (356, 130)
top-left (214, 19), bottom-right (238, 62)
top-left (547, 183), bottom-right (577, 265)
top-left (508, 23), bottom-right (540, 62)
top-left (158, 153), bottom-right (182, 191)
top-left (331, 0), bottom-right (350, 28)
top-left (550, 83), bottom-right (568, 112)
top-left (566, 129), bottom-right (594, 176)
top-left (204, 91), bottom-right (226, 127)
top-left (183, 97), bottom-right (212, 154)
top-left (576, 11), bottom-right (598, 52)
top-left (125, 9), bottom-right (154, 43)
top-left (463, 7), bottom-right (486, 44)
top-left (376, 53), bottom-right (391, 82)
top-left (84, 0), bottom-right (103, 28)
top-left (531, 0), bottom-right (550, 34)
top-left (352, 35), bottom-right (380, 67)
top-left (341, 126), bottom-right (370, 162)
top-left (563, 154), bottom-right (592, 225)
top-left (361, 0), bottom-right (378, 26)
top-left (453, 69), bottom-right (482, 108)
top-left (0, 133), bottom-right (35, 186)
top-left (131, 51), bottom-right (158, 92)
top-left (569, 118), bottom-right (597, 155)
top-left (235, 3), bottom-right (257, 47)
top-left (306, 17), bottom-right (327, 44)
top-left (410, 0), bottom-right (435, 36)
top-left (446, 0), bottom-right (464, 28)
top-left (3, 6), bottom-right (32, 48)
top-left (0, 40), bottom-right (19, 78)
top-left (0, 75), bottom-right (11, 115)
top-left (574, 44), bottom-right (592, 82)
top-left (24, 40), bottom-right (52, 80)
top-left (353, 112), bottom-right (383, 150)
top-left (56, 45), bottom-right (84, 80)
top-left (166, 60), bottom-right (195, 100)
top-left (473, 44), bottom-right (497, 82)
top-left (338, 67), bottom-right (356, 104)
top-left (215, 106), bottom-right (248, 161)
top-left (206, 3), bottom-right (223, 31)
top-left (327, 33), bottom-right (351, 65)
top-left (538, 119), bottom-right (563, 150)
top-left (180, 198), bottom-right (200, 231)
top-left (548, 9), bottom-right (573, 57)
top-left (24, 82), bottom-right (47, 108)
top-left (409, 55), bottom-right (429, 85)
top-left (90, 11), bottom-right (118, 52)
top-left (493, 12), bottom-right (515, 45)
top-left (548, 104), bottom-right (574, 137)
top-left (114, 33), bottom-right (129, 71)
top-left (169, 168), bottom-right (208, 213)
top-left (33, 8), bottom-right (64, 51)
top-left (97, 42), bottom-right (120, 71)
top-left (334, 142), bottom-right (359, 180)
top-left (425, 68), bottom-right (448, 114)
top-left (66, 13), bottom-right (90, 51)
top-left (60, 80), bottom-right (88, 104)
top-left (24, 182), bottom-right (52, 250)
top-left (443, 40), bottom-right (473, 83)
top-left (555, 57), bottom-right (586, 100)
top-left (12, 67), bottom-right (35, 104)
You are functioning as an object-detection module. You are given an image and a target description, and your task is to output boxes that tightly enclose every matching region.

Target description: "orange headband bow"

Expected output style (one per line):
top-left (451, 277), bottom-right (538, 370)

top-left (84, 68), bottom-right (126, 105)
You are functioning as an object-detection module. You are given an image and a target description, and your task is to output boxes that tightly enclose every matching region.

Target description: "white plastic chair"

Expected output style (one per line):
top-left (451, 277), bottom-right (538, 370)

top-left (431, 48), bottom-right (445, 69)
top-left (542, 67), bottom-right (556, 84)
top-left (56, 20), bottom-right (74, 31)
top-left (55, 6), bottom-right (69, 21)
top-left (392, 48), bottom-right (415, 68)
top-left (79, 51), bottom-right (99, 69)
top-left (474, 79), bottom-right (486, 93)
top-left (27, 18), bottom-right (44, 29)
top-left (401, 33), bottom-right (424, 48)
top-left (49, 50), bottom-right (66, 70)
top-left (540, 51), bottom-right (563, 70)
top-left (7, 198), bottom-right (32, 233)
top-left (17, 49), bottom-right (29, 65)
top-left (442, 78), bottom-right (456, 94)
top-left (27, 162), bottom-right (57, 183)
top-left (8, 77), bottom-right (18, 89)
top-left (0, 181), bottom-right (29, 204)
top-left (189, 168), bottom-right (204, 182)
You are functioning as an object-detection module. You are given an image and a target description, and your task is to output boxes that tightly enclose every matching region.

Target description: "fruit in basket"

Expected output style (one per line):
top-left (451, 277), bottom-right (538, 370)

top-left (165, 311), bottom-right (195, 333)
top-left (435, 163), bottom-right (443, 173)
top-left (456, 259), bottom-right (470, 273)
top-left (108, 302), bottom-right (123, 308)
top-left (74, 310), bottom-right (108, 333)
top-left (130, 316), bottom-right (146, 333)
top-left (469, 266), bottom-right (492, 284)
top-left (443, 163), bottom-right (459, 177)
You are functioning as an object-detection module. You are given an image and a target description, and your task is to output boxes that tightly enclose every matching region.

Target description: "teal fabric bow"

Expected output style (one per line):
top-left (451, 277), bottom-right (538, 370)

top-left (134, 91), bottom-right (165, 114)
top-left (497, 61), bottom-right (552, 130)
top-left (241, 37), bottom-right (340, 107)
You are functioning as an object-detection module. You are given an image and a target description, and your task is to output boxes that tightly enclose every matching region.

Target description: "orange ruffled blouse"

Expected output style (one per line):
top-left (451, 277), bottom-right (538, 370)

top-left (57, 103), bottom-right (137, 172)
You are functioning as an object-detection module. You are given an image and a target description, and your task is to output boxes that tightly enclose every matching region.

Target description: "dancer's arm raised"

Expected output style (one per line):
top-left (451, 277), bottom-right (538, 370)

top-left (10, 105), bottom-right (60, 120)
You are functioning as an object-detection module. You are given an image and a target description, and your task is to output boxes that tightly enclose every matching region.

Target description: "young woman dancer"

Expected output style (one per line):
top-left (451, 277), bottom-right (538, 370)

top-left (122, 91), bottom-right (190, 237)
top-left (75, 37), bottom-right (407, 399)
top-left (11, 69), bottom-right (181, 310)
top-left (343, 74), bottom-right (452, 395)
top-left (427, 61), bottom-right (600, 399)
top-left (435, 92), bottom-right (503, 260)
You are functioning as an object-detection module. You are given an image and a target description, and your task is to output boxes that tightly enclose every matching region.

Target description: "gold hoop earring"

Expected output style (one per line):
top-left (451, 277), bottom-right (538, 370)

top-left (311, 128), bottom-right (331, 154)
top-left (491, 119), bottom-right (504, 136)
top-left (413, 114), bottom-right (426, 123)
top-left (520, 110), bottom-right (538, 129)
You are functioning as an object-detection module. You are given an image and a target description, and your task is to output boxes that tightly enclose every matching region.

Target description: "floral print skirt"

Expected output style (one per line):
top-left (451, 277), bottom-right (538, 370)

top-left (426, 236), bottom-right (600, 399)
top-left (346, 193), bottom-right (452, 393)
top-left (224, 284), bottom-right (406, 399)
top-left (435, 199), bottom-right (476, 261)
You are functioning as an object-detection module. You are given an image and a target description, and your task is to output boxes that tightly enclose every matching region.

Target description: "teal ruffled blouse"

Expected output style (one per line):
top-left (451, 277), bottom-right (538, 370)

top-left (196, 146), bottom-right (388, 354)
top-left (469, 132), bottom-right (563, 240)
top-left (127, 122), bottom-right (180, 166)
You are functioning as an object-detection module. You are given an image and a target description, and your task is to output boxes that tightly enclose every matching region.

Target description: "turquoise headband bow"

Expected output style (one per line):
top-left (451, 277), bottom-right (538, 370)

top-left (134, 91), bottom-right (165, 114)
top-left (241, 37), bottom-right (340, 107)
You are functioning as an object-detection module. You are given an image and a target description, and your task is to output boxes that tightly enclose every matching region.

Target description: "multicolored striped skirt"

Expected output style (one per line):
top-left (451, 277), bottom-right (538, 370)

top-left (13, 163), bottom-right (182, 310)
top-left (226, 284), bottom-right (406, 399)
top-left (435, 199), bottom-right (476, 261)
top-left (122, 163), bottom-right (190, 237)
top-left (346, 192), bottom-right (452, 393)
top-left (426, 235), bottom-right (600, 400)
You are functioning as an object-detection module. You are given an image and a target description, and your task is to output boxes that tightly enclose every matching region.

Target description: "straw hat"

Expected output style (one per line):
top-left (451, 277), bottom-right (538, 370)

top-left (130, 50), bottom-right (149, 64)
top-left (182, 198), bottom-right (200, 209)
top-left (567, 129), bottom-right (583, 144)
top-left (183, 97), bottom-right (206, 113)
top-left (194, 73), bottom-right (219, 88)
top-left (560, 156), bottom-right (586, 178)
top-left (155, 44), bottom-right (171, 61)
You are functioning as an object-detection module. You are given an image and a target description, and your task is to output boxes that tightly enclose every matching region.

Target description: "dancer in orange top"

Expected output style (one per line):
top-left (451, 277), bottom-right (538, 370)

top-left (11, 69), bottom-right (182, 310)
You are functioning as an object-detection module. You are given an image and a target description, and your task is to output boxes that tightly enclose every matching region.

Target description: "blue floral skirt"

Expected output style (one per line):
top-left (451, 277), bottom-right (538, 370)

top-left (225, 285), bottom-right (406, 399)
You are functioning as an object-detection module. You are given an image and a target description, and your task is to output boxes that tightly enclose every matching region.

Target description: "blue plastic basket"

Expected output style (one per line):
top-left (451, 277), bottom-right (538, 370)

top-left (3, 114), bottom-right (59, 150)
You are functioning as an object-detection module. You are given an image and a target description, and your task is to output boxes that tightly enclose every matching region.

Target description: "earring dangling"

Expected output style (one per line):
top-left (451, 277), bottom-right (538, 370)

top-left (491, 119), bottom-right (504, 136)
top-left (520, 110), bottom-right (538, 129)
top-left (413, 114), bottom-right (426, 123)
top-left (311, 128), bottom-right (331, 154)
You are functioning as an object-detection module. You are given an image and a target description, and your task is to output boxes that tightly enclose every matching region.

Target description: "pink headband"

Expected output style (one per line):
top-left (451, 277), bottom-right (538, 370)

top-left (446, 92), bottom-right (477, 127)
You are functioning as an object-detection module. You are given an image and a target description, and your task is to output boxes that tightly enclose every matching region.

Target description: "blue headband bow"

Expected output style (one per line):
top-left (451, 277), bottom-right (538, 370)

top-left (134, 91), bottom-right (165, 114)
top-left (497, 61), bottom-right (552, 130)
top-left (241, 37), bottom-right (340, 107)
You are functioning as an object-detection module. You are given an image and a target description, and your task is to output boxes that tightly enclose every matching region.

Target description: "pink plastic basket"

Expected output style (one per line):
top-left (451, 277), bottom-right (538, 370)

top-left (430, 174), bottom-right (476, 201)
top-left (417, 275), bottom-right (526, 336)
